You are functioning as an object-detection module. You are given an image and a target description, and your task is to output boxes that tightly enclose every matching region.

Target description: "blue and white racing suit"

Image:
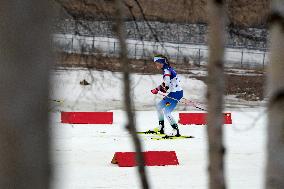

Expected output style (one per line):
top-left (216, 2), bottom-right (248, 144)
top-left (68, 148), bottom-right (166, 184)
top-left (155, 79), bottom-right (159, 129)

top-left (156, 65), bottom-right (183, 125)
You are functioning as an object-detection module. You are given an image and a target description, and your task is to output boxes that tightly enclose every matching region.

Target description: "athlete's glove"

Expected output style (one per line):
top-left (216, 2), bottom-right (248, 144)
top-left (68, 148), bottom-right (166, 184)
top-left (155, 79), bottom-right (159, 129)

top-left (151, 88), bottom-right (159, 94)
top-left (158, 82), bottom-right (169, 93)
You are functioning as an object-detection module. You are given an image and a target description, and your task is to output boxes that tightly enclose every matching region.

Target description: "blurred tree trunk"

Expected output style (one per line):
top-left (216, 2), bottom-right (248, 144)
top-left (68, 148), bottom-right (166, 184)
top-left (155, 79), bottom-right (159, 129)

top-left (113, 0), bottom-right (150, 189)
top-left (206, 0), bottom-right (227, 189)
top-left (266, 0), bottom-right (284, 188)
top-left (0, 1), bottom-right (53, 189)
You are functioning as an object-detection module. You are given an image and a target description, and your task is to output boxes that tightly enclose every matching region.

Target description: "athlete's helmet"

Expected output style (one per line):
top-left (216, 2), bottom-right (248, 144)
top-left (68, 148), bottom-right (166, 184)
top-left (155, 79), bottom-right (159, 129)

top-left (153, 54), bottom-right (169, 65)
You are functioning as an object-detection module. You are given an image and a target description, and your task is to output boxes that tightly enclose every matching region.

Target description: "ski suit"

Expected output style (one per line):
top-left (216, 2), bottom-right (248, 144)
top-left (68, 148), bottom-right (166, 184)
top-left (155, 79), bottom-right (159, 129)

top-left (156, 64), bottom-right (183, 125)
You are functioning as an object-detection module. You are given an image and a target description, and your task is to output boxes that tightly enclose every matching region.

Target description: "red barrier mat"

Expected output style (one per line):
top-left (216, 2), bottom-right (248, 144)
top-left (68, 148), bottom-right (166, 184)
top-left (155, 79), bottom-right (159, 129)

top-left (61, 112), bottom-right (113, 124)
top-left (179, 112), bottom-right (232, 125)
top-left (111, 151), bottom-right (179, 167)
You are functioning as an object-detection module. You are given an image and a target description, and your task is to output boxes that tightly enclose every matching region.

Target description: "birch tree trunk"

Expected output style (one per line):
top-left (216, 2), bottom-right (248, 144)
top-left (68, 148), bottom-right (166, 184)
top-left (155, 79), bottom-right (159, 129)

top-left (113, 0), bottom-right (150, 188)
top-left (0, 1), bottom-right (53, 189)
top-left (266, 1), bottom-right (284, 188)
top-left (206, 0), bottom-right (227, 189)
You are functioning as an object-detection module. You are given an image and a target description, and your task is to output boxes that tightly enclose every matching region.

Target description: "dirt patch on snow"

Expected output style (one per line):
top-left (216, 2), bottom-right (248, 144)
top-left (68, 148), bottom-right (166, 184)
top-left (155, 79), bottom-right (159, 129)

top-left (193, 74), bottom-right (266, 101)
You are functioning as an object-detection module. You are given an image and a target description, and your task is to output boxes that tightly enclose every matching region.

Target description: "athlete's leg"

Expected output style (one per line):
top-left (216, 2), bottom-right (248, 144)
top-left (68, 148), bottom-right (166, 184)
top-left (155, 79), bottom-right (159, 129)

top-left (156, 101), bottom-right (165, 122)
top-left (163, 91), bottom-right (183, 124)
top-left (163, 91), bottom-right (183, 136)
top-left (154, 99), bottom-right (167, 134)
top-left (164, 99), bottom-right (178, 125)
top-left (154, 91), bottom-right (183, 135)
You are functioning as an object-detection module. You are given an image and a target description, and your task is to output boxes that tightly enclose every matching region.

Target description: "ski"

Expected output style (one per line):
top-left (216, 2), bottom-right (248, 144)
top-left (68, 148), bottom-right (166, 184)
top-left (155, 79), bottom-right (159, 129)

top-left (151, 135), bottom-right (194, 140)
top-left (137, 129), bottom-right (193, 140)
top-left (137, 128), bottom-right (165, 136)
top-left (137, 131), bottom-right (165, 136)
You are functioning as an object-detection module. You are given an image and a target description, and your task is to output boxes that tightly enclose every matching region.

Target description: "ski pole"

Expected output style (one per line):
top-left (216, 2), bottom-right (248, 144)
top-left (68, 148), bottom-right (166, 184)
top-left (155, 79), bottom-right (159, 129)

top-left (157, 92), bottom-right (207, 111)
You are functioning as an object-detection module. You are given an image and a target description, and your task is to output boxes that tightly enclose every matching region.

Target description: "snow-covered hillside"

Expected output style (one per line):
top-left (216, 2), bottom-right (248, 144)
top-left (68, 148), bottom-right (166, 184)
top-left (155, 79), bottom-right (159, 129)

top-left (50, 68), bottom-right (207, 111)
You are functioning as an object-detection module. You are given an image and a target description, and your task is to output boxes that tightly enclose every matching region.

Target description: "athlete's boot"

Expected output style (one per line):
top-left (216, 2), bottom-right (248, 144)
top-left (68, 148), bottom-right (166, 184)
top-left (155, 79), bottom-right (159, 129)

top-left (171, 123), bottom-right (181, 137)
top-left (158, 120), bottom-right (165, 134)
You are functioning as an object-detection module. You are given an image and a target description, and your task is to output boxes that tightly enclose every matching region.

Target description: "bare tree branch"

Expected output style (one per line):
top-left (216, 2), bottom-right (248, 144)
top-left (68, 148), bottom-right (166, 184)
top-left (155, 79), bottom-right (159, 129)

top-left (113, 0), bottom-right (150, 188)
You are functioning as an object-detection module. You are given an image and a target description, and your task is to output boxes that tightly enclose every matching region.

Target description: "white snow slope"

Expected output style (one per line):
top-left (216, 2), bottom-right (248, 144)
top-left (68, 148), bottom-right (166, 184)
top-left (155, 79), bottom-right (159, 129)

top-left (50, 68), bottom-right (267, 189)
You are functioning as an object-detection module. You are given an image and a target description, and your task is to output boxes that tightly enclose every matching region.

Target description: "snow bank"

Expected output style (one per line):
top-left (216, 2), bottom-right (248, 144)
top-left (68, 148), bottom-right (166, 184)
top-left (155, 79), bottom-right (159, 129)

top-left (50, 68), bottom-right (207, 111)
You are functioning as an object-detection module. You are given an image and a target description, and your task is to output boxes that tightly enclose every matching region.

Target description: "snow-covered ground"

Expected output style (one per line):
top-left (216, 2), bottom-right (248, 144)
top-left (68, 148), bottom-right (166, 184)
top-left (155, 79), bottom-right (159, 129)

top-left (50, 68), bottom-right (267, 189)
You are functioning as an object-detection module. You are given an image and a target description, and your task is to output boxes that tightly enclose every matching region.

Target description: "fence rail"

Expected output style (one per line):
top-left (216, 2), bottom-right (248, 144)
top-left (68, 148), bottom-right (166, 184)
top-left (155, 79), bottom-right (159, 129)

top-left (53, 34), bottom-right (269, 69)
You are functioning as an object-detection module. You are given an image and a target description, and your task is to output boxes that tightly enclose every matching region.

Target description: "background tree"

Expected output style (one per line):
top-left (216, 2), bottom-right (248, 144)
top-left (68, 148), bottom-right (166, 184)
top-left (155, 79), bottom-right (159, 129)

top-left (0, 1), bottom-right (54, 188)
top-left (206, 0), bottom-right (227, 188)
top-left (266, 0), bottom-right (284, 188)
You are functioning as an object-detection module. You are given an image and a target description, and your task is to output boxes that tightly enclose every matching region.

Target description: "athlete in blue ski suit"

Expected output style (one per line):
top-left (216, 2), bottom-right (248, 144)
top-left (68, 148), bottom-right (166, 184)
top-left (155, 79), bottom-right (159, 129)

top-left (151, 55), bottom-right (183, 136)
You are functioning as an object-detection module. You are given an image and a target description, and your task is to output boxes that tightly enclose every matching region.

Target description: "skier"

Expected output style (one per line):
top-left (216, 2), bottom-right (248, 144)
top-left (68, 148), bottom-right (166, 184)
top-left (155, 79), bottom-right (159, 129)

top-left (150, 54), bottom-right (183, 137)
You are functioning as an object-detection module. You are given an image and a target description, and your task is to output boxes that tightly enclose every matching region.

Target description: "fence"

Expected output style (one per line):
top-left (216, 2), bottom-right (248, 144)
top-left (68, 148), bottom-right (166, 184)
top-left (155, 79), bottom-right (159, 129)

top-left (53, 34), bottom-right (269, 69)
